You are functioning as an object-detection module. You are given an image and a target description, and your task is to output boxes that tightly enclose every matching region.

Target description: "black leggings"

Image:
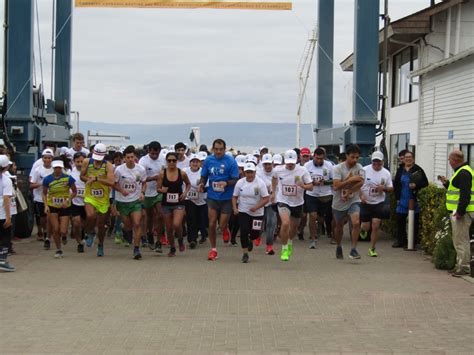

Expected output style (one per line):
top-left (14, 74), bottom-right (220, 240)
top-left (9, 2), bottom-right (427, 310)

top-left (185, 201), bottom-right (208, 243)
top-left (396, 212), bottom-right (420, 246)
top-left (0, 220), bottom-right (12, 261)
top-left (238, 213), bottom-right (263, 250)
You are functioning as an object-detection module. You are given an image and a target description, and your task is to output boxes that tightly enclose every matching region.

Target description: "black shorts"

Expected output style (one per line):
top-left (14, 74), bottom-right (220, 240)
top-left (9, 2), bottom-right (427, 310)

top-left (360, 202), bottom-right (386, 223)
top-left (48, 206), bottom-right (71, 217)
top-left (34, 202), bottom-right (46, 218)
top-left (305, 194), bottom-right (333, 216)
top-left (206, 199), bottom-right (232, 215)
top-left (277, 203), bottom-right (303, 219)
top-left (71, 204), bottom-right (86, 219)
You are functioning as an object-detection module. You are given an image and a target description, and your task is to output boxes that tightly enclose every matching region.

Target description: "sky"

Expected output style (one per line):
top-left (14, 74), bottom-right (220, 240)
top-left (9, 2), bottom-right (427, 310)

top-left (1, 0), bottom-right (433, 126)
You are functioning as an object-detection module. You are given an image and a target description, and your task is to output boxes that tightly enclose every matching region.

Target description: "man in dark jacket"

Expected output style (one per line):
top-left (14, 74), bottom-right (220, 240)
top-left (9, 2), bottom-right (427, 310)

top-left (393, 151), bottom-right (429, 248)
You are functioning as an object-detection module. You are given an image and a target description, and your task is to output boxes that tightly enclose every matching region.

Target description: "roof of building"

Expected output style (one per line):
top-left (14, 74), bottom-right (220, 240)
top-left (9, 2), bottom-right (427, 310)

top-left (340, 0), bottom-right (467, 72)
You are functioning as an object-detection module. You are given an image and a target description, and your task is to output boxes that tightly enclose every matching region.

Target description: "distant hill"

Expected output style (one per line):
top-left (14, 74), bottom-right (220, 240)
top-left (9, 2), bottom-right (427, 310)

top-left (80, 121), bottom-right (339, 152)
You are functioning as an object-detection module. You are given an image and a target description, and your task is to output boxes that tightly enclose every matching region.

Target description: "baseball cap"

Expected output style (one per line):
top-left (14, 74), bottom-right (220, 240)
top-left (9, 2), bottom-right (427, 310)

top-left (300, 147), bottom-right (311, 156)
top-left (197, 151), bottom-right (207, 161)
top-left (246, 156), bottom-right (258, 165)
top-left (42, 148), bottom-right (54, 157)
top-left (284, 150), bottom-right (298, 164)
top-left (253, 149), bottom-right (260, 157)
top-left (92, 143), bottom-right (107, 161)
top-left (261, 153), bottom-right (273, 164)
top-left (244, 162), bottom-right (256, 172)
top-left (59, 146), bottom-right (68, 155)
top-left (371, 151), bottom-right (384, 161)
top-left (0, 155), bottom-right (11, 168)
top-left (259, 146), bottom-right (268, 153)
top-left (52, 160), bottom-right (64, 169)
top-left (235, 155), bottom-right (247, 168)
top-left (273, 154), bottom-right (283, 165)
top-left (189, 154), bottom-right (199, 162)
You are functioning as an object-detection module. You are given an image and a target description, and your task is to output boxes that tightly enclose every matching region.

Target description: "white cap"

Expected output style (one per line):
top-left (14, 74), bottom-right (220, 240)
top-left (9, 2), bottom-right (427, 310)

top-left (253, 149), bottom-right (260, 157)
top-left (225, 151), bottom-right (234, 158)
top-left (197, 151), bottom-right (207, 161)
top-left (42, 148), bottom-right (54, 157)
top-left (0, 155), bottom-right (10, 168)
top-left (92, 143), bottom-right (107, 161)
top-left (273, 154), bottom-right (283, 165)
top-left (235, 155), bottom-right (247, 168)
top-left (243, 162), bottom-right (256, 172)
top-left (371, 151), bottom-right (384, 161)
top-left (59, 146), bottom-right (68, 155)
top-left (259, 146), bottom-right (268, 153)
top-left (261, 153), bottom-right (273, 164)
top-left (246, 156), bottom-right (258, 165)
top-left (284, 150), bottom-right (298, 164)
top-left (189, 154), bottom-right (199, 162)
top-left (52, 160), bottom-right (64, 169)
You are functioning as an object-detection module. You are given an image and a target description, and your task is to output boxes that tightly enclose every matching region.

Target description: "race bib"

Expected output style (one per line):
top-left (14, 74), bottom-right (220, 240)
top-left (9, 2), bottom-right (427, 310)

top-left (166, 193), bottom-right (179, 203)
top-left (77, 188), bottom-right (85, 197)
top-left (282, 184), bottom-right (297, 196)
top-left (252, 219), bottom-right (263, 231)
top-left (91, 188), bottom-right (104, 198)
top-left (187, 190), bottom-right (198, 200)
top-left (313, 175), bottom-right (324, 183)
top-left (123, 182), bottom-right (137, 193)
top-left (52, 197), bottom-right (65, 205)
top-left (212, 181), bottom-right (225, 192)
top-left (369, 187), bottom-right (380, 197)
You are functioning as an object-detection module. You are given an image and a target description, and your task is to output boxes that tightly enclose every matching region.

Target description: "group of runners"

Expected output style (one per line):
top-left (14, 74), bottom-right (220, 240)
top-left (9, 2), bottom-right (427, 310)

top-left (0, 133), bottom-right (398, 271)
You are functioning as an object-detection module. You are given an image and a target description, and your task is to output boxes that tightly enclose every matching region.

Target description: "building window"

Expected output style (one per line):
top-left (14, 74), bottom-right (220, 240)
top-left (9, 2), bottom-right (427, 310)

top-left (460, 144), bottom-right (474, 167)
top-left (392, 46), bottom-right (419, 107)
top-left (390, 133), bottom-right (410, 174)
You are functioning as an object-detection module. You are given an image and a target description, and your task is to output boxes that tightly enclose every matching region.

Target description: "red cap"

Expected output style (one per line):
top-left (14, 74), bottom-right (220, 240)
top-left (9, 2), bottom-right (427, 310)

top-left (300, 147), bottom-right (311, 156)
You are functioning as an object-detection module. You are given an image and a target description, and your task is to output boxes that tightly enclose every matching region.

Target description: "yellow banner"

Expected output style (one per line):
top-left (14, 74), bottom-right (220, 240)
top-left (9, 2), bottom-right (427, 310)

top-left (75, 0), bottom-right (292, 10)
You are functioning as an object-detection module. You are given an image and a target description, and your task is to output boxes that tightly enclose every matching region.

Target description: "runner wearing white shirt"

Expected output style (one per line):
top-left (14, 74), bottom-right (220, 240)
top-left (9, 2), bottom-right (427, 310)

top-left (304, 148), bottom-right (334, 249)
top-left (232, 163), bottom-right (270, 263)
top-left (271, 150), bottom-right (313, 261)
top-left (360, 151), bottom-right (393, 257)
top-left (70, 152), bottom-right (87, 253)
top-left (114, 146), bottom-right (147, 260)
top-left (139, 141), bottom-right (165, 250)
top-left (0, 156), bottom-right (15, 272)
top-left (175, 142), bottom-right (190, 170)
top-left (257, 153), bottom-right (276, 255)
top-left (65, 133), bottom-right (90, 161)
top-left (30, 150), bottom-right (54, 249)
top-left (184, 154), bottom-right (208, 248)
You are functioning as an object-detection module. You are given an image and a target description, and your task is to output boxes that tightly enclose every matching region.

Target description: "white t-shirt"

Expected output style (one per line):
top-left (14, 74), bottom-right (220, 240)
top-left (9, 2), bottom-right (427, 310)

top-left (304, 160), bottom-right (334, 197)
top-left (233, 177), bottom-right (269, 217)
top-left (70, 168), bottom-right (86, 206)
top-left (139, 154), bottom-right (164, 197)
top-left (177, 156), bottom-right (190, 170)
top-left (256, 168), bottom-right (273, 207)
top-left (3, 172), bottom-right (17, 216)
top-left (361, 165), bottom-right (393, 205)
top-left (114, 164), bottom-right (146, 203)
top-left (29, 158), bottom-right (43, 178)
top-left (31, 165), bottom-right (53, 203)
top-left (183, 167), bottom-right (207, 206)
top-left (272, 165), bottom-right (312, 207)
top-left (0, 174), bottom-right (14, 219)
top-left (66, 147), bottom-right (90, 160)
top-left (332, 162), bottom-right (365, 211)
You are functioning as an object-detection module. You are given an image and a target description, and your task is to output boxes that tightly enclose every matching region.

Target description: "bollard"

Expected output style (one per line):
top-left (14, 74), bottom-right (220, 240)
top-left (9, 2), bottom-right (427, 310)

top-left (406, 199), bottom-right (416, 251)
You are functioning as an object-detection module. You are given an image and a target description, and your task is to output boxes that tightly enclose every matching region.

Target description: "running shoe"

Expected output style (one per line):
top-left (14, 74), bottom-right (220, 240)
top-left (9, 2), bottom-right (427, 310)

top-left (97, 245), bottom-right (104, 257)
top-left (297, 232), bottom-right (304, 241)
top-left (287, 243), bottom-right (293, 257)
top-left (208, 249), bottom-right (218, 261)
top-left (154, 242), bottom-right (163, 253)
top-left (241, 253), bottom-right (249, 263)
top-left (114, 234), bottom-right (123, 245)
top-left (43, 239), bottom-right (51, 250)
top-left (265, 245), bottom-right (275, 255)
top-left (368, 247), bottom-right (378, 257)
top-left (36, 233), bottom-right (44, 241)
top-left (230, 237), bottom-right (238, 247)
top-left (349, 248), bottom-right (361, 259)
top-left (77, 243), bottom-right (85, 253)
top-left (168, 247), bottom-right (176, 257)
top-left (280, 248), bottom-right (289, 261)
top-left (62, 236), bottom-right (68, 245)
top-left (222, 228), bottom-right (230, 243)
top-left (85, 233), bottom-right (95, 247)
top-left (254, 236), bottom-right (261, 247)
top-left (189, 241), bottom-right (197, 249)
top-left (133, 247), bottom-right (142, 260)
top-left (336, 245), bottom-right (343, 259)
top-left (141, 236), bottom-right (148, 248)
top-left (309, 240), bottom-right (317, 249)
top-left (0, 261), bottom-right (15, 272)
top-left (198, 237), bottom-right (207, 244)
top-left (54, 250), bottom-right (63, 259)
top-left (178, 243), bottom-right (185, 252)
top-left (330, 238), bottom-right (337, 245)
top-left (359, 230), bottom-right (368, 240)
top-left (147, 233), bottom-right (155, 246)
top-left (160, 235), bottom-right (169, 246)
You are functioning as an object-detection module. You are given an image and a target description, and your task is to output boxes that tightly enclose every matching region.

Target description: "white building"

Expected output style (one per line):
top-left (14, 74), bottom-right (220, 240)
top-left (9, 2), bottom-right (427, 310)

top-left (341, 0), bottom-right (474, 180)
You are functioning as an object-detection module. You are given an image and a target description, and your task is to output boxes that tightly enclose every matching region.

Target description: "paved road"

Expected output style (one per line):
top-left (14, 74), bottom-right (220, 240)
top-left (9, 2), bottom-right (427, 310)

top-left (1, 233), bottom-right (473, 354)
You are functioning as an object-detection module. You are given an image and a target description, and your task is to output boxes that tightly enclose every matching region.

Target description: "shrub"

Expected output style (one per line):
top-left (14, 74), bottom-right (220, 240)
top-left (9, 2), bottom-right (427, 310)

top-left (432, 219), bottom-right (456, 270)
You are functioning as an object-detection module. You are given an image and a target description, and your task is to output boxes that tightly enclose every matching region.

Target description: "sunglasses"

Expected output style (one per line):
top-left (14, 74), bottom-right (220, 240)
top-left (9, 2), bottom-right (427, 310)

top-left (167, 159), bottom-right (177, 163)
